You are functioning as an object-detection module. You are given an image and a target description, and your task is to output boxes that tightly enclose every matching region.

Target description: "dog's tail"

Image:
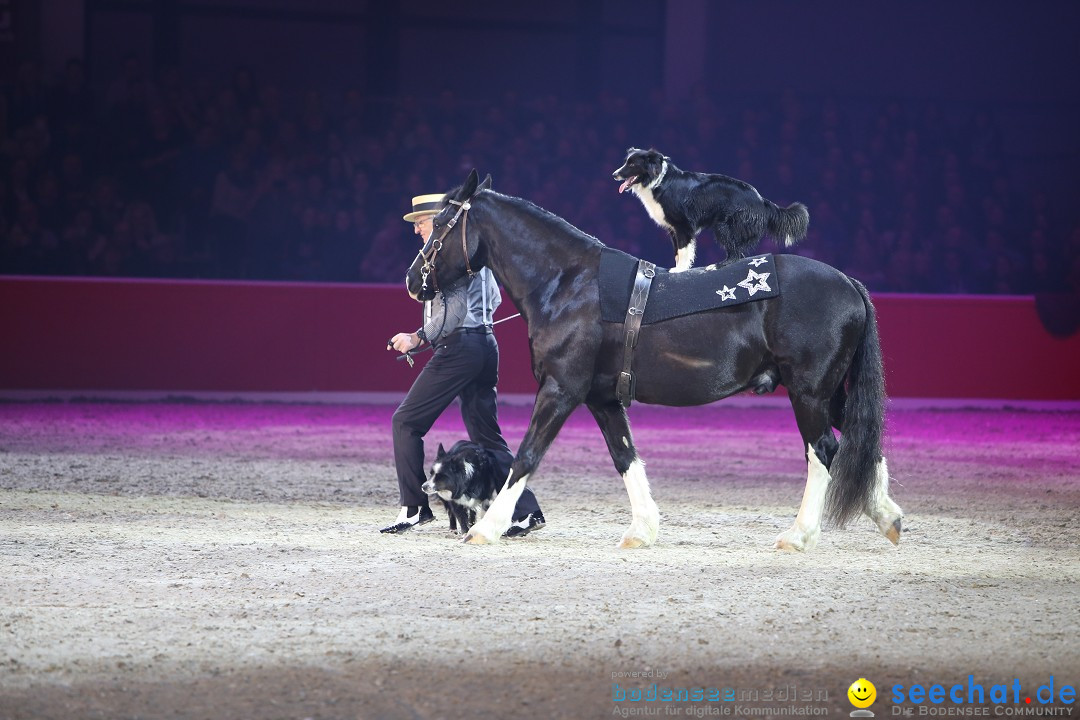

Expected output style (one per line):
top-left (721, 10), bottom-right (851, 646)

top-left (766, 201), bottom-right (809, 248)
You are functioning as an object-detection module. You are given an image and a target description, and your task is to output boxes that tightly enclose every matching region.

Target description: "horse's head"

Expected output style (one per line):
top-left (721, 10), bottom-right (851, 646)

top-left (405, 169), bottom-right (492, 302)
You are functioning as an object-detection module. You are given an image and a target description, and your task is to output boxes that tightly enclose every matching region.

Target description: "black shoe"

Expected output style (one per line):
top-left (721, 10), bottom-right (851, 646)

top-left (503, 511), bottom-right (546, 538)
top-left (380, 505), bottom-right (435, 534)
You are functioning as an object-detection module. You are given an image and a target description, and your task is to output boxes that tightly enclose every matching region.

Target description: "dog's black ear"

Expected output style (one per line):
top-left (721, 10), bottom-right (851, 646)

top-left (642, 152), bottom-right (663, 175)
top-left (478, 173), bottom-right (492, 192)
top-left (436, 443), bottom-right (446, 458)
top-left (627, 146), bottom-right (640, 156)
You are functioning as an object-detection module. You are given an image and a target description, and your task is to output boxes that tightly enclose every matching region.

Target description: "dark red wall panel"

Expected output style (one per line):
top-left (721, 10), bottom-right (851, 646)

top-left (2, 277), bottom-right (1078, 400)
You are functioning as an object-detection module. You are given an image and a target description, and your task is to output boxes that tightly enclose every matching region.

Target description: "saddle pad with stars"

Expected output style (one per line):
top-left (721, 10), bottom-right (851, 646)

top-left (598, 247), bottom-right (780, 325)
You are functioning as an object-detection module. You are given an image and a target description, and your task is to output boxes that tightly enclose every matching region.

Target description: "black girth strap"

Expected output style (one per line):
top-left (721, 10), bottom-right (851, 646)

top-left (616, 259), bottom-right (656, 408)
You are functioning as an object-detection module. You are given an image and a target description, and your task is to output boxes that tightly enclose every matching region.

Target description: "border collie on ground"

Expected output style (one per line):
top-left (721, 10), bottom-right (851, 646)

top-left (613, 147), bottom-right (809, 272)
top-left (421, 441), bottom-right (501, 535)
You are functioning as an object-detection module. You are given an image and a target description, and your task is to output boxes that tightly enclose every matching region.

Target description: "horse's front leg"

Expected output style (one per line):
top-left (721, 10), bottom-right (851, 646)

top-left (463, 380), bottom-right (579, 545)
top-left (588, 401), bottom-right (660, 548)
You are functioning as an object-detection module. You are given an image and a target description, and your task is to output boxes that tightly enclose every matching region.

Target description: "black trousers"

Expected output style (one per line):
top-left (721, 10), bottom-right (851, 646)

top-left (391, 330), bottom-right (541, 520)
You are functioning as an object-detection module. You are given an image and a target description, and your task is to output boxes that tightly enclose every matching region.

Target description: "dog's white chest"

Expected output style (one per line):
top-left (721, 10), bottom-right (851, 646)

top-left (632, 186), bottom-right (672, 231)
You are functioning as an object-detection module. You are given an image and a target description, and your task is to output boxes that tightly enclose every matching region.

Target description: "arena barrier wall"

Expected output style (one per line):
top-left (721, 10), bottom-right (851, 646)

top-left (2, 276), bottom-right (1078, 401)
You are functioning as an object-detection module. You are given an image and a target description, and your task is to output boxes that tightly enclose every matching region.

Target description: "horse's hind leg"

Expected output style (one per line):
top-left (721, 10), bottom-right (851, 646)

top-left (588, 401), bottom-right (660, 549)
top-left (865, 457), bottom-right (903, 545)
top-left (775, 395), bottom-right (839, 552)
top-left (832, 385), bottom-right (903, 545)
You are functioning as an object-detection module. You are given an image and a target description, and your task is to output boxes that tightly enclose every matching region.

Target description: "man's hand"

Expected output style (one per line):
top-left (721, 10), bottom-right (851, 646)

top-left (388, 332), bottom-right (420, 354)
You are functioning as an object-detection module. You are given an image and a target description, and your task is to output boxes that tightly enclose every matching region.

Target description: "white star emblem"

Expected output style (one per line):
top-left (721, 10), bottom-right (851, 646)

top-left (738, 269), bottom-right (772, 296)
top-left (715, 285), bottom-right (737, 301)
top-left (748, 256), bottom-right (770, 267)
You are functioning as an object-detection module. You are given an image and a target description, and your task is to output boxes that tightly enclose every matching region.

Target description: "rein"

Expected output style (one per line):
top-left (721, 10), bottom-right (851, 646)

top-left (398, 184), bottom-right (499, 368)
top-left (414, 196), bottom-right (476, 299)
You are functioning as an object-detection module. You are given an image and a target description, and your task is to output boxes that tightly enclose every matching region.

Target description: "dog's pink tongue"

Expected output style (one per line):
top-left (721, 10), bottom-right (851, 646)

top-left (618, 177), bottom-right (636, 193)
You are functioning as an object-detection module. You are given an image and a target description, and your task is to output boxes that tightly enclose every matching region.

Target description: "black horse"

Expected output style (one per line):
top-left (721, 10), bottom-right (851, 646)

top-left (406, 170), bottom-right (903, 551)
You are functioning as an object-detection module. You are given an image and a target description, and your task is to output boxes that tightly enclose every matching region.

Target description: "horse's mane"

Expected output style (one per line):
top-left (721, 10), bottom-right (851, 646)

top-left (480, 190), bottom-right (604, 249)
top-left (437, 178), bottom-right (604, 250)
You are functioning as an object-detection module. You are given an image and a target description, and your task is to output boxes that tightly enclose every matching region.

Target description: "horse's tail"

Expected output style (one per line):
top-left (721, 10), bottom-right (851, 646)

top-left (766, 201), bottom-right (809, 248)
top-left (825, 277), bottom-right (885, 526)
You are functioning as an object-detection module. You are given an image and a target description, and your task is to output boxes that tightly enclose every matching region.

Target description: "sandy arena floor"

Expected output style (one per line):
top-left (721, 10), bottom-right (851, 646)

top-left (0, 400), bottom-right (1078, 720)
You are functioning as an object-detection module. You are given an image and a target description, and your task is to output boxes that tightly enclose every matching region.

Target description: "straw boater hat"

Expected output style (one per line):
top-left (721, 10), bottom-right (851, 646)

top-left (403, 194), bottom-right (444, 222)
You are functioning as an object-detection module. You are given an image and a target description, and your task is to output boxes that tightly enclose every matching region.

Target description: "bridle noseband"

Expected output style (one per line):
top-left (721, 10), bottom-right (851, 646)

top-left (413, 195), bottom-right (477, 299)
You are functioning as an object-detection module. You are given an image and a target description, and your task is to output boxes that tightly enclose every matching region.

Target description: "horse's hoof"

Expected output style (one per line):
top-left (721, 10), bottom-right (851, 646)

top-left (618, 517), bottom-right (658, 549)
top-left (871, 511), bottom-right (903, 546)
top-left (885, 517), bottom-right (902, 546)
top-left (462, 531), bottom-right (493, 545)
top-left (775, 527), bottom-right (817, 552)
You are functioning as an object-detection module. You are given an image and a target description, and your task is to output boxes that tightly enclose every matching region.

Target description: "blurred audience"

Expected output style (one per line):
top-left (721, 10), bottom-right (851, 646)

top-left (1, 57), bottom-right (1076, 296)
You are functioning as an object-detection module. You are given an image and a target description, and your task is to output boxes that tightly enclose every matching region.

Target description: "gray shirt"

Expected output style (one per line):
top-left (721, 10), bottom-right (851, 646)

top-left (421, 267), bottom-right (501, 344)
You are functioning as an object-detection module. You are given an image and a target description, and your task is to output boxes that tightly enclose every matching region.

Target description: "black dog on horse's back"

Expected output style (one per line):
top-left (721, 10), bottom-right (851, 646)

top-left (613, 147), bottom-right (809, 272)
top-left (421, 441), bottom-right (501, 534)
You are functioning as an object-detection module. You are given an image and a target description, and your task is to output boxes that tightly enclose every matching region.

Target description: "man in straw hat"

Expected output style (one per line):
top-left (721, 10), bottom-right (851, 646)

top-left (381, 193), bottom-right (546, 536)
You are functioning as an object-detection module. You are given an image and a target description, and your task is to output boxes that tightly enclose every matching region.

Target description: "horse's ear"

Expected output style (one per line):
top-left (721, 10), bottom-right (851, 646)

top-left (461, 169), bottom-right (479, 199)
top-left (478, 173), bottom-right (492, 192)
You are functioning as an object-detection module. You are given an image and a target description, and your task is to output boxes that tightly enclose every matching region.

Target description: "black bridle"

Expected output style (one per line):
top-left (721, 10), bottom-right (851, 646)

top-left (412, 195), bottom-right (476, 301)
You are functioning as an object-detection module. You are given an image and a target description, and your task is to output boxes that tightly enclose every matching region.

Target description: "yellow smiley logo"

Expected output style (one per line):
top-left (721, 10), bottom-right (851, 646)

top-left (848, 678), bottom-right (877, 709)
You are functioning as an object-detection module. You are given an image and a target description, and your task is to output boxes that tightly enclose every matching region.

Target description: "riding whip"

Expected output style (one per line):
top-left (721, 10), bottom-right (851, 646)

top-left (390, 313), bottom-right (522, 367)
